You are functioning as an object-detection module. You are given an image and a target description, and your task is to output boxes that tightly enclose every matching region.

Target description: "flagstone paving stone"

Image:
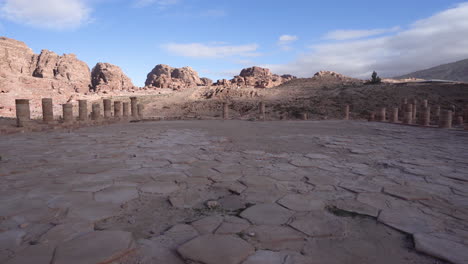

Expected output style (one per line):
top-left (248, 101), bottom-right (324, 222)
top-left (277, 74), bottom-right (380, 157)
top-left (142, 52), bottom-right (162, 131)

top-left (0, 120), bottom-right (466, 264)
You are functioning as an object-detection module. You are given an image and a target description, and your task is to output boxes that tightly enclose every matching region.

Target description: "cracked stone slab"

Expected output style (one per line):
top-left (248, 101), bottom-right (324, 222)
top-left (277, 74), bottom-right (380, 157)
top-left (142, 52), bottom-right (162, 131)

top-left (289, 211), bottom-right (346, 238)
top-left (163, 224), bottom-right (199, 246)
top-left (94, 186), bottom-right (139, 204)
top-left (177, 234), bottom-right (255, 264)
top-left (136, 239), bottom-right (185, 264)
top-left (53, 231), bottom-right (135, 264)
top-left (240, 203), bottom-right (293, 225)
top-left (68, 202), bottom-right (121, 222)
top-left (215, 216), bottom-right (250, 235)
top-left (191, 215), bottom-right (224, 234)
top-left (244, 225), bottom-right (305, 251)
top-left (414, 232), bottom-right (468, 264)
top-left (332, 199), bottom-right (380, 217)
top-left (378, 208), bottom-right (443, 234)
top-left (277, 194), bottom-right (325, 211)
top-left (138, 181), bottom-right (179, 194)
top-left (383, 186), bottom-right (432, 201)
top-left (243, 250), bottom-right (310, 264)
top-left (5, 244), bottom-right (55, 264)
top-left (338, 180), bottom-right (382, 193)
top-left (218, 195), bottom-right (246, 211)
top-left (0, 230), bottom-right (26, 250)
top-left (39, 221), bottom-right (94, 245)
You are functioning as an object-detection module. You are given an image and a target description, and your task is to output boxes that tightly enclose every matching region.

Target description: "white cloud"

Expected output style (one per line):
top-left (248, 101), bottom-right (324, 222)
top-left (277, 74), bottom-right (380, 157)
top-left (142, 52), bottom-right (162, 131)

top-left (0, 0), bottom-right (91, 30)
top-left (163, 42), bottom-right (261, 58)
top-left (323, 27), bottom-right (401, 41)
top-left (267, 3), bottom-right (468, 79)
top-left (278, 34), bottom-right (298, 51)
top-left (134, 0), bottom-right (180, 8)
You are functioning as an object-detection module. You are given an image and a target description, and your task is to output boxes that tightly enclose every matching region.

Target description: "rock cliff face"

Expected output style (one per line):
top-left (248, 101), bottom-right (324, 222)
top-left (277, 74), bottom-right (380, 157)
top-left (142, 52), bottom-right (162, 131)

top-left (0, 37), bottom-right (92, 93)
top-left (215, 66), bottom-right (296, 88)
top-left (0, 37), bottom-right (35, 76)
top-left (145, 64), bottom-right (210, 89)
top-left (1, 37), bottom-right (136, 95)
top-left (91, 63), bottom-right (134, 92)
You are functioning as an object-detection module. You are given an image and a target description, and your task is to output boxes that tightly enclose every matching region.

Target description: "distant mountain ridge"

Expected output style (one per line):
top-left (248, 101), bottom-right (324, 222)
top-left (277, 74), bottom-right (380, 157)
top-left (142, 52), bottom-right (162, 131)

top-left (395, 58), bottom-right (468, 82)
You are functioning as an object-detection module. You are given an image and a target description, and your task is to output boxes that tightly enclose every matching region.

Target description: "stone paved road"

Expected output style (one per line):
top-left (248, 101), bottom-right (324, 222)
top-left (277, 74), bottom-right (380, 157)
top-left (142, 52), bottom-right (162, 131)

top-left (0, 120), bottom-right (467, 264)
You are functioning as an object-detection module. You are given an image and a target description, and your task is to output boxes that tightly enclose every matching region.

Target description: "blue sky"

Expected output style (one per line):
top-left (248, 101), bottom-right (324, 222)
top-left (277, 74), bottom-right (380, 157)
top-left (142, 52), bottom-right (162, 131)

top-left (1, 0), bottom-right (468, 86)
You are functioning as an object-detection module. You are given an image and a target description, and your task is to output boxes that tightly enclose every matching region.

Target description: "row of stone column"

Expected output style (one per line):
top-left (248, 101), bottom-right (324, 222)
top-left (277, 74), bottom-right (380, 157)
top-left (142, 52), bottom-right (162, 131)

top-left (15, 97), bottom-right (145, 127)
top-left (221, 101), bottom-right (277, 120)
top-left (365, 99), bottom-right (468, 129)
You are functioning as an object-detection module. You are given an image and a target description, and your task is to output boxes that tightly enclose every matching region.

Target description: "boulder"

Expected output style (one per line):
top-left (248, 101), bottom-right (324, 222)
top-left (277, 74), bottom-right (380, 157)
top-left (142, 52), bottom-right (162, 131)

top-left (91, 62), bottom-right (134, 91)
top-left (145, 64), bottom-right (208, 89)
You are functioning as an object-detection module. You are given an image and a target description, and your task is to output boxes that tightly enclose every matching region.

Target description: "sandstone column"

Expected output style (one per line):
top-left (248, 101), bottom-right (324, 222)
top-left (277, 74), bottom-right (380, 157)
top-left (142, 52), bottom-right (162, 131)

top-left (78, 100), bottom-right (88, 121)
top-left (344, 105), bottom-right (350, 120)
top-left (422, 99), bottom-right (428, 108)
top-left (439, 110), bottom-right (452, 129)
top-left (123, 102), bottom-right (130, 118)
top-left (259, 102), bottom-right (266, 120)
top-left (412, 99), bottom-right (417, 121)
top-left (222, 102), bottom-right (229, 120)
top-left (114, 101), bottom-right (122, 118)
top-left (456, 115), bottom-right (464, 126)
top-left (103, 99), bottom-right (112, 119)
top-left (379, 107), bottom-right (386, 122)
top-left (391, 107), bottom-right (398, 123)
top-left (421, 107), bottom-right (430, 126)
top-left (62, 103), bottom-right (73, 123)
top-left (15, 99), bottom-right (30, 127)
top-left (91, 103), bottom-right (101, 121)
top-left (137, 104), bottom-right (144, 119)
top-left (403, 104), bottom-right (413, 124)
top-left (41, 98), bottom-right (54, 123)
top-left (302, 112), bottom-right (308, 120)
top-left (130, 97), bottom-right (138, 118)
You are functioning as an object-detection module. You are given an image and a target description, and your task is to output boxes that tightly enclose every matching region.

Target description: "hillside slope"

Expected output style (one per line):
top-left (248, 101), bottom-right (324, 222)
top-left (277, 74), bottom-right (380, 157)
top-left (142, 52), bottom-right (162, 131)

top-left (396, 58), bottom-right (468, 82)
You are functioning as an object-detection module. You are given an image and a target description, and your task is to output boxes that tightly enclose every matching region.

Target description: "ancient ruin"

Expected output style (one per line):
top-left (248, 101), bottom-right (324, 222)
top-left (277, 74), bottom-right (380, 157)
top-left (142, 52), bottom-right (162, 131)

top-left (1, 34), bottom-right (468, 264)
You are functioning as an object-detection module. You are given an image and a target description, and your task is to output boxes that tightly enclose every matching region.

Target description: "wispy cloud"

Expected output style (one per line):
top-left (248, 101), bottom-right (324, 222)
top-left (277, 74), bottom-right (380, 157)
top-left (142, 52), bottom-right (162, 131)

top-left (133, 0), bottom-right (180, 8)
top-left (278, 34), bottom-right (298, 51)
top-left (162, 42), bottom-right (261, 58)
top-left (266, 3), bottom-right (468, 78)
top-left (0, 0), bottom-right (91, 30)
top-left (323, 26), bottom-right (401, 41)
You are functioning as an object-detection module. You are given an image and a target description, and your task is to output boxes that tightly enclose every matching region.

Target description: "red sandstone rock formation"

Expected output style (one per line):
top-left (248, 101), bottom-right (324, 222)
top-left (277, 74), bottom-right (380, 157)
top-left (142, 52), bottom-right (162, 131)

top-left (215, 66), bottom-right (296, 88)
top-left (145, 64), bottom-right (211, 89)
top-left (0, 37), bottom-right (92, 93)
top-left (91, 63), bottom-right (135, 92)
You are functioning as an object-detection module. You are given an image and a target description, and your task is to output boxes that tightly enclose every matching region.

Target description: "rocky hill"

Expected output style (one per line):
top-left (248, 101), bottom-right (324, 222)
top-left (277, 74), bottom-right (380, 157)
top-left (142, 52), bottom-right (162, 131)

top-left (215, 66), bottom-right (296, 88)
top-left (91, 63), bottom-right (135, 92)
top-left (145, 64), bottom-right (210, 90)
top-left (396, 58), bottom-right (468, 82)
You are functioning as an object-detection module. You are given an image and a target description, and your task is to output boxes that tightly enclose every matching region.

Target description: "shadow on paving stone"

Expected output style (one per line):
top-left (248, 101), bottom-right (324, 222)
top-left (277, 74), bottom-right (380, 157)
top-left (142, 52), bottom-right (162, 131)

top-left (316, 206), bottom-right (451, 264)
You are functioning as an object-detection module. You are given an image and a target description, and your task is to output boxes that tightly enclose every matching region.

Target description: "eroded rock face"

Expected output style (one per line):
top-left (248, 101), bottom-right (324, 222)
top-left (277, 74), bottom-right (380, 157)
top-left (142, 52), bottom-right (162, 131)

top-left (32, 50), bottom-right (91, 92)
top-left (0, 37), bottom-right (92, 93)
top-left (215, 66), bottom-right (296, 88)
top-left (91, 63), bottom-right (134, 92)
top-left (0, 37), bottom-right (35, 76)
top-left (145, 64), bottom-right (209, 89)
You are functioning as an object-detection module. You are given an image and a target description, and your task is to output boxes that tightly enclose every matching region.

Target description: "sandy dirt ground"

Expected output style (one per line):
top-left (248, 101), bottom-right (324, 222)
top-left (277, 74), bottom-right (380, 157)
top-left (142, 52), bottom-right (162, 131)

top-left (1, 120), bottom-right (467, 264)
